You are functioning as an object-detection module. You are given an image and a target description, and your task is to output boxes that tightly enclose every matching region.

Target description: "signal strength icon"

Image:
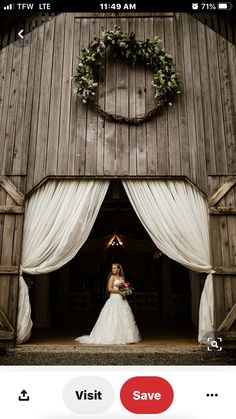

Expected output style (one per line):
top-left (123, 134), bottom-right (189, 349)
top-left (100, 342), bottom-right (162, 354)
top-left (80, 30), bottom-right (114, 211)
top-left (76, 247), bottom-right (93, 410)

top-left (4, 3), bottom-right (14, 10)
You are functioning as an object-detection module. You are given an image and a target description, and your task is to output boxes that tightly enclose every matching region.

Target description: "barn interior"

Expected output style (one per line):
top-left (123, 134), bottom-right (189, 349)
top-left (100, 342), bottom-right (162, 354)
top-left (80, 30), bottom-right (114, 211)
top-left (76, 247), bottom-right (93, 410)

top-left (26, 180), bottom-right (203, 346)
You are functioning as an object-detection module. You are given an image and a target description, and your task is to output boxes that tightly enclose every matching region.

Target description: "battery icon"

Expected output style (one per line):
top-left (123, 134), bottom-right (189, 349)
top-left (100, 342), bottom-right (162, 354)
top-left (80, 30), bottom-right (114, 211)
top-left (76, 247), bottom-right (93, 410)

top-left (217, 2), bottom-right (233, 9)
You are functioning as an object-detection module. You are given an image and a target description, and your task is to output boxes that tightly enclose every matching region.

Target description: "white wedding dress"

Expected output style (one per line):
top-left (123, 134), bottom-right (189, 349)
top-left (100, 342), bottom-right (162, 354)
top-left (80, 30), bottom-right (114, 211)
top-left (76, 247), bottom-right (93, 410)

top-left (75, 278), bottom-right (141, 344)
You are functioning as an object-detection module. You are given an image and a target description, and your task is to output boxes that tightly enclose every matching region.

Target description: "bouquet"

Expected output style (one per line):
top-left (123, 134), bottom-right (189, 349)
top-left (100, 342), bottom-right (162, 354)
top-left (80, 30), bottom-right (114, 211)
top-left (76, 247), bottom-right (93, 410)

top-left (119, 281), bottom-right (134, 299)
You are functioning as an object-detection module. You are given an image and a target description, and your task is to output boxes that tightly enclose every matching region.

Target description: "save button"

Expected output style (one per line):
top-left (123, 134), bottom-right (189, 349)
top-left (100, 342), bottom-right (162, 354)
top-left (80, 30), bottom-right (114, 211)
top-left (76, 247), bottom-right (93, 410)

top-left (120, 376), bottom-right (174, 414)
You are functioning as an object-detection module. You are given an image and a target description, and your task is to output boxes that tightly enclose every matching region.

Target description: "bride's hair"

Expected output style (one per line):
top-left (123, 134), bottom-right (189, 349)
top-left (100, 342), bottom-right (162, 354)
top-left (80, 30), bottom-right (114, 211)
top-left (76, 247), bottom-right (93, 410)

top-left (106, 263), bottom-right (125, 294)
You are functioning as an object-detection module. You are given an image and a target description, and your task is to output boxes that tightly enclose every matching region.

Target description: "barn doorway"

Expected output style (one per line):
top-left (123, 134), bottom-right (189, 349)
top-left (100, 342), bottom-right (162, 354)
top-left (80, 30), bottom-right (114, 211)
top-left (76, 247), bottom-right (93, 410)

top-left (29, 180), bottom-right (201, 345)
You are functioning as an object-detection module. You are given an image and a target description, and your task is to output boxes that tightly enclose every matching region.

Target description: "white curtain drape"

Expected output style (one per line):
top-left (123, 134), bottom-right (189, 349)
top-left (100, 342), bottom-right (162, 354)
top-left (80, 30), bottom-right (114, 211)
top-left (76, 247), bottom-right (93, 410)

top-left (122, 179), bottom-right (214, 344)
top-left (17, 180), bottom-right (109, 344)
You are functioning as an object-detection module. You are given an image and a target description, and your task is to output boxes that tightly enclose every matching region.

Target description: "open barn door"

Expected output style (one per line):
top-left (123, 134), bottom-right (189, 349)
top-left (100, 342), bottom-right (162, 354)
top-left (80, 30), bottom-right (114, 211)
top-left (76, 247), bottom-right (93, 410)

top-left (0, 177), bottom-right (24, 348)
top-left (209, 177), bottom-right (236, 340)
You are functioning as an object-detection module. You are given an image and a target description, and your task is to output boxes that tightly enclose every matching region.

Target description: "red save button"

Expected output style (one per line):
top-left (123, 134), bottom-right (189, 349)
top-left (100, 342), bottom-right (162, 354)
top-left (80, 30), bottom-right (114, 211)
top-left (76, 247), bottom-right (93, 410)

top-left (120, 376), bottom-right (174, 414)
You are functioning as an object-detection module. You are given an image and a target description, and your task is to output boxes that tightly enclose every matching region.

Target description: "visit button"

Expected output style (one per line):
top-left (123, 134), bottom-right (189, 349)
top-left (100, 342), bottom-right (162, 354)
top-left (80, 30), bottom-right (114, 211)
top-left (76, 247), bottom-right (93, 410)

top-left (120, 376), bottom-right (174, 414)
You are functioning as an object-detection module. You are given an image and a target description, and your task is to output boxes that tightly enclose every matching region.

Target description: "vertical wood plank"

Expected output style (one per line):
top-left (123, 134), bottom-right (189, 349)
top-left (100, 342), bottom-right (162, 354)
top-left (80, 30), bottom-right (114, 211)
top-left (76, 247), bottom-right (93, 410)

top-left (197, 20), bottom-right (216, 175)
top-left (174, 14), bottom-right (190, 179)
top-left (0, 189), bottom-right (7, 260)
top-left (12, 213), bottom-right (24, 267)
top-left (70, 17), bottom-right (88, 175)
top-left (0, 44), bottom-right (14, 170)
top-left (189, 17), bottom-right (207, 190)
top-left (68, 16), bottom-right (81, 175)
top-left (18, 29), bottom-right (38, 179)
top-left (128, 18), bottom-right (137, 175)
top-left (217, 36), bottom-right (236, 174)
top-left (135, 17), bottom-right (147, 175)
top-left (217, 36), bottom-right (236, 173)
top-left (2, 43), bottom-right (23, 175)
top-left (0, 275), bottom-right (10, 322)
top-left (8, 274), bottom-right (19, 328)
top-left (46, 14), bottom-right (65, 175)
top-left (155, 18), bottom-right (168, 175)
top-left (213, 274), bottom-right (226, 329)
top-left (57, 13), bottom-right (74, 174)
top-left (26, 24), bottom-right (45, 192)
top-left (227, 42), bottom-right (236, 163)
top-left (219, 215), bottom-right (230, 267)
top-left (104, 18), bottom-right (117, 175)
top-left (76, 18), bottom-right (91, 175)
top-left (96, 18), bottom-right (107, 175)
top-left (206, 27), bottom-right (227, 173)
top-left (12, 33), bottom-right (31, 175)
top-left (145, 18), bottom-right (158, 175)
top-left (1, 195), bottom-right (16, 266)
top-left (165, 16), bottom-right (181, 176)
top-left (182, 14), bottom-right (198, 184)
top-left (225, 187), bottom-right (236, 267)
top-left (210, 217), bottom-right (223, 267)
top-left (232, 278), bottom-right (236, 304)
top-left (85, 18), bottom-right (99, 175)
top-left (0, 47), bottom-right (8, 133)
top-left (224, 276), bottom-right (233, 315)
top-left (115, 17), bottom-right (129, 176)
top-left (33, 18), bottom-right (55, 186)
top-left (217, 194), bottom-right (230, 268)
top-left (208, 177), bottom-right (222, 273)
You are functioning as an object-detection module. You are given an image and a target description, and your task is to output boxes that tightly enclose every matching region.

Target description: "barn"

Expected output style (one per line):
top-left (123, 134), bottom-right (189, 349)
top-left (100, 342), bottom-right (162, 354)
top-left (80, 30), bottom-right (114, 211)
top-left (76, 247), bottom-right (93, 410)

top-left (0, 11), bottom-right (236, 350)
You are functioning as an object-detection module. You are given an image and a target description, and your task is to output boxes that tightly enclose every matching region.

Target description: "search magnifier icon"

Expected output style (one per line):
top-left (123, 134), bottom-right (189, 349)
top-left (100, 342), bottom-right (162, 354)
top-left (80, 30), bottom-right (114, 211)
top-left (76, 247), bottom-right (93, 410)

top-left (211, 340), bottom-right (219, 349)
top-left (207, 337), bottom-right (222, 351)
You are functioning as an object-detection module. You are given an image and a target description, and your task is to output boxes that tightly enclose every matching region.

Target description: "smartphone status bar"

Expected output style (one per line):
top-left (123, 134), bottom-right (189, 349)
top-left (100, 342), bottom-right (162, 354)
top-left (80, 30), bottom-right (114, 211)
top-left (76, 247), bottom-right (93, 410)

top-left (1, 0), bottom-right (235, 13)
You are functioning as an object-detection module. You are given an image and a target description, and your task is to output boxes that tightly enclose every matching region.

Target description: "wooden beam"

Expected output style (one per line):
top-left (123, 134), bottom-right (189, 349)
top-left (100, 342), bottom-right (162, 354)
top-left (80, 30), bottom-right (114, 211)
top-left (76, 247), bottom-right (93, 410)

top-left (208, 177), bottom-right (236, 206)
top-left (213, 267), bottom-right (236, 275)
top-left (217, 303), bottom-right (236, 333)
top-left (0, 308), bottom-right (14, 332)
top-left (0, 176), bottom-right (24, 206)
top-left (74, 12), bottom-right (174, 18)
top-left (0, 331), bottom-right (15, 339)
top-left (210, 206), bottom-right (236, 215)
top-left (0, 205), bottom-right (24, 214)
top-left (0, 266), bottom-right (19, 274)
top-left (219, 332), bottom-right (236, 340)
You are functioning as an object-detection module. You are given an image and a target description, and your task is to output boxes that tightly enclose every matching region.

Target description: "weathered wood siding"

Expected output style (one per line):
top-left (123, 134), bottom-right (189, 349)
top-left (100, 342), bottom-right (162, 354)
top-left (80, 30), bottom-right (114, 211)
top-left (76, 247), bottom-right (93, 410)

top-left (0, 177), bottom-right (24, 342)
top-left (208, 178), bottom-right (236, 337)
top-left (0, 13), bottom-right (235, 195)
top-left (0, 13), bottom-right (57, 50)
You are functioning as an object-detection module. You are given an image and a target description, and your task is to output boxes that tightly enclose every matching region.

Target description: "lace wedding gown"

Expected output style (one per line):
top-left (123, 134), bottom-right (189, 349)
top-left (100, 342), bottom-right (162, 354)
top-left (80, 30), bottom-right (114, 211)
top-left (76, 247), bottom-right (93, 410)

top-left (75, 278), bottom-right (141, 344)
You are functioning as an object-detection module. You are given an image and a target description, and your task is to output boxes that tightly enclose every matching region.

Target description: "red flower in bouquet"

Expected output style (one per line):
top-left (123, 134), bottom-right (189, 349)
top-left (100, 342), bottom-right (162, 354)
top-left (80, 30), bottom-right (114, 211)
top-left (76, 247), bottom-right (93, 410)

top-left (119, 281), bottom-right (134, 299)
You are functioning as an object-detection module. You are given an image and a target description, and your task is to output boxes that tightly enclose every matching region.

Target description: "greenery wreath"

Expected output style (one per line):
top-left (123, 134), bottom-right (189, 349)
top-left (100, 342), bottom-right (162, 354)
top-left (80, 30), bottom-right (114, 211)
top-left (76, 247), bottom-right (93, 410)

top-left (73, 26), bottom-right (180, 125)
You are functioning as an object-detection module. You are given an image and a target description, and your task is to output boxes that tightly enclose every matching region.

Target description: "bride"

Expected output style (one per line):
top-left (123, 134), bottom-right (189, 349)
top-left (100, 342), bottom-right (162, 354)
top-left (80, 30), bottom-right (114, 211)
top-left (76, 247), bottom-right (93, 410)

top-left (75, 263), bottom-right (141, 344)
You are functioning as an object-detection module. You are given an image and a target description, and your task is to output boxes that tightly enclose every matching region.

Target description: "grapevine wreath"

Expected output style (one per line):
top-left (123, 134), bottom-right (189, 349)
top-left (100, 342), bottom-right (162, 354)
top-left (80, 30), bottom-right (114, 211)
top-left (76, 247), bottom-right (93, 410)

top-left (73, 26), bottom-right (180, 125)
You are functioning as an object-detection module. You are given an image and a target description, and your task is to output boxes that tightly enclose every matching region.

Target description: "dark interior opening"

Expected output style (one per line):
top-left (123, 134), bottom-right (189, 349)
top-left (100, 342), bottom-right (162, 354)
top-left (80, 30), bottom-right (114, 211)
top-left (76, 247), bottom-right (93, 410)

top-left (29, 180), bottom-right (198, 344)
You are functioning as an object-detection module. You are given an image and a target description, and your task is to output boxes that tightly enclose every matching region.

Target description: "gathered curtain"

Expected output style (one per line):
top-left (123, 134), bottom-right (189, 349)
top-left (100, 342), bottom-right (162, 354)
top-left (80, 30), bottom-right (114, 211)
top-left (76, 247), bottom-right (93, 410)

top-left (17, 178), bottom-right (214, 345)
top-left (122, 179), bottom-right (214, 344)
top-left (17, 180), bottom-right (109, 344)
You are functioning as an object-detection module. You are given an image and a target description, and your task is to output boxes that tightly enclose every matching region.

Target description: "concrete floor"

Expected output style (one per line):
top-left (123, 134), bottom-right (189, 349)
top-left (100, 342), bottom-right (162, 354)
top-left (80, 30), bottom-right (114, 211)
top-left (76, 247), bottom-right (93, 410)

top-left (24, 330), bottom-right (200, 348)
top-left (26, 315), bottom-right (199, 345)
top-left (1, 325), bottom-right (235, 365)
